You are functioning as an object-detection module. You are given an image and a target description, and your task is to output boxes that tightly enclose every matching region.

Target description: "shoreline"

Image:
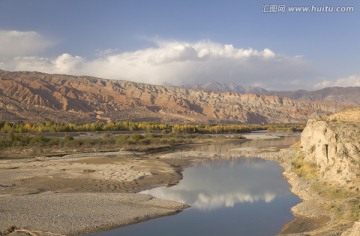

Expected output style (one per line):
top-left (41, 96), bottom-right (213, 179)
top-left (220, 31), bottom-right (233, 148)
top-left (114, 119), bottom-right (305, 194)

top-left (252, 147), bottom-right (360, 235)
top-left (1, 132), bottom-right (340, 236)
top-left (0, 193), bottom-right (189, 236)
top-left (0, 149), bottom-right (192, 235)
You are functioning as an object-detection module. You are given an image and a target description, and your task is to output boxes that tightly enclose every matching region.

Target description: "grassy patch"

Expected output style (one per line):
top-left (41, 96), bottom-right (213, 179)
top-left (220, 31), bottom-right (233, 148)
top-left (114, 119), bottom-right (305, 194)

top-left (350, 198), bottom-right (360, 220)
top-left (290, 150), bottom-right (360, 223)
top-left (0, 120), bottom-right (305, 134)
top-left (291, 152), bottom-right (317, 180)
top-left (291, 141), bottom-right (302, 148)
top-left (0, 132), bottom-right (201, 154)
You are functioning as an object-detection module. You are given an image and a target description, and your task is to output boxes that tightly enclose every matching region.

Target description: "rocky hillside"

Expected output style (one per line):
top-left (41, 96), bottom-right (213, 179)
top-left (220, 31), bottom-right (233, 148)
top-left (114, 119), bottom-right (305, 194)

top-left (185, 82), bottom-right (360, 106)
top-left (0, 70), bottom-right (346, 123)
top-left (268, 87), bottom-right (360, 106)
top-left (327, 108), bottom-right (360, 123)
top-left (301, 108), bottom-right (360, 187)
top-left (183, 81), bottom-right (267, 94)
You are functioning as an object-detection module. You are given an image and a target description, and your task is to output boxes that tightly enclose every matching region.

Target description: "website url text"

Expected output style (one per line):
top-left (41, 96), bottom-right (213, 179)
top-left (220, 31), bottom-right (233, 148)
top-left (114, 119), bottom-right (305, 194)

top-left (262, 5), bottom-right (355, 13)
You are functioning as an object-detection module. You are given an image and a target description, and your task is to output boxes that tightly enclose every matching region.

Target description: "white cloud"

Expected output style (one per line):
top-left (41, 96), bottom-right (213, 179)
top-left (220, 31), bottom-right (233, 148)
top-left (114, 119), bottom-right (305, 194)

top-left (53, 53), bottom-right (83, 74)
top-left (192, 192), bottom-right (276, 210)
top-left (0, 30), bottom-right (316, 90)
top-left (314, 75), bottom-right (360, 89)
top-left (0, 30), bottom-right (53, 59)
top-left (12, 53), bottom-right (83, 74)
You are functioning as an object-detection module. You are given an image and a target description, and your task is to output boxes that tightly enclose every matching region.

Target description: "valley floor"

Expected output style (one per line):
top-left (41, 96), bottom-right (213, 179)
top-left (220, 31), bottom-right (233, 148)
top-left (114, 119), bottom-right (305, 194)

top-left (0, 132), bottom-right (358, 235)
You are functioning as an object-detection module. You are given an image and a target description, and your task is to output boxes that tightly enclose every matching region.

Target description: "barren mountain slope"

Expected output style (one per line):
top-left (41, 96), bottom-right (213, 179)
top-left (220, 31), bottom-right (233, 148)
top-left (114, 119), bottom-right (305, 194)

top-left (0, 70), bottom-right (346, 123)
top-left (185, 82), bottom-right (360, 106)
top-left (267, 87), bottom-right (360, 106)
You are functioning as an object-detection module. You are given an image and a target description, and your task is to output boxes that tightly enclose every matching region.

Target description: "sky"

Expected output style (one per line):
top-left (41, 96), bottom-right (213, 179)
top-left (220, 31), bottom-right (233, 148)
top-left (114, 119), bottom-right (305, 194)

top-left (0, 0), bottom-right (359, 90)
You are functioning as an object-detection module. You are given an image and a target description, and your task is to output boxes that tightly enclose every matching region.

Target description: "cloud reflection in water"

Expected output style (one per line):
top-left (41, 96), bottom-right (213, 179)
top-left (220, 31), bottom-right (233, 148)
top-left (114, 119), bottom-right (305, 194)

top-left (142, 158), bottom-right (289, 211)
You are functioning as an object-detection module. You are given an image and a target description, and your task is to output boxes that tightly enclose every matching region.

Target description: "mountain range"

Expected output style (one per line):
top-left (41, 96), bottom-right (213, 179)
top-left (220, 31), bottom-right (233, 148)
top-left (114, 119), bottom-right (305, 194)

top-left (183, 81), bottom-right (268, 95)
top-left (0, 70), bottom-right (352, 124)
top-left (185, 81), bottom-right (360, 106)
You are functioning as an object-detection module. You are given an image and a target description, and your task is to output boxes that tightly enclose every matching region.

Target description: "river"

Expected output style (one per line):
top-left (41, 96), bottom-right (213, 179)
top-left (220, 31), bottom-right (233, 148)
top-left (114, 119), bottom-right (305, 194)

top-left (88, 134), bottom-right (301, 236)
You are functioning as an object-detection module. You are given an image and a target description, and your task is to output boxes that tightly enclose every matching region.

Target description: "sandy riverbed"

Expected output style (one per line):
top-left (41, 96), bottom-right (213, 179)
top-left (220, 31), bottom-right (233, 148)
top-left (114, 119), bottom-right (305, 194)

top-left (0, 193), bottom-right (188, 235)
top-left (0, 151), bottom-right (191, 235)
top-left (0, 152), bottom-right (186, 195)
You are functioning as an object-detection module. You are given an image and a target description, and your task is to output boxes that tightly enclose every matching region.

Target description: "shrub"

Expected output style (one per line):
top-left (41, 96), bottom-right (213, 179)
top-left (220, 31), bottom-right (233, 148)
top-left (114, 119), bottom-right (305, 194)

top-left (102, 132), bottom-right (111, 139)
top-left (64, 134), bottom-right (74, 141)
top-left (128, 134), bottom-right (144, 143)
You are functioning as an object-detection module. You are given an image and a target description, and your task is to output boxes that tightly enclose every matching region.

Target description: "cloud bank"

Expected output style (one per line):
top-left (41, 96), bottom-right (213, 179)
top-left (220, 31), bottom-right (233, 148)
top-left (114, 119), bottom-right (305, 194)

top-left (82, 41), bottom-right (312, 89)
top-left (0, 30), bottom-right (53, 59)
top-left (0, 30), bottom-right (357, 90)
top-left (315, 75), bottom-right (360, 89)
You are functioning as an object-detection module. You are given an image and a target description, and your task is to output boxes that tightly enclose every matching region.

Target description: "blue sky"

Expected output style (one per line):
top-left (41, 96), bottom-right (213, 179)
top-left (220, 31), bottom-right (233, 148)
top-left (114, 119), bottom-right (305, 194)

top-left (0, 0), bottom-right (359, 90)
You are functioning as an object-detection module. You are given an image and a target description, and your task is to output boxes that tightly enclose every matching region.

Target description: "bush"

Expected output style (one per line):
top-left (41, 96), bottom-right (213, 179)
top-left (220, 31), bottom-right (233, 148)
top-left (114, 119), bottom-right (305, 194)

top-left (64, 134), bottom-right (74, 141)
top-left (128, 134), bottom-right (144, 143)
top-left (102, 132), bottom-right (111, 139)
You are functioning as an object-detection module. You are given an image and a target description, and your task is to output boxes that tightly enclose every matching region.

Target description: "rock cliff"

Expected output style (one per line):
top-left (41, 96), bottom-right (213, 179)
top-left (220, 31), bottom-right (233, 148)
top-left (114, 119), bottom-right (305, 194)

top-left (0, 70), bottom-right (346, 123)
top-left (301, 108), bottom-right (360, 188)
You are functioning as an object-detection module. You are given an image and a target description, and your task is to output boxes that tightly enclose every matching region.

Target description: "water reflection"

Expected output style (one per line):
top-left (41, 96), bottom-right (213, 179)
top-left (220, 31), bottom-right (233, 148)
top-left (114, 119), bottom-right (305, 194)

top-left (142, 158), bottom-right (290, 211)
top-left (182, 135), bottom-right (300, 154)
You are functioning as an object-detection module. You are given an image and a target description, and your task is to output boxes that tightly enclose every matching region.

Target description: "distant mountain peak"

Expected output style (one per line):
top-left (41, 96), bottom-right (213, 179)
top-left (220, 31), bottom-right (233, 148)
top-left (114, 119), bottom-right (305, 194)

top-left (183, 81), bottom-right (268, 94)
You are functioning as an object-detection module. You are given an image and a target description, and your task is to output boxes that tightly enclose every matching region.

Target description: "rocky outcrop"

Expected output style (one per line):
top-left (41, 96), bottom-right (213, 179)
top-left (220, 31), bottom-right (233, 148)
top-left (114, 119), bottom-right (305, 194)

top-left (301, 108), bottom-right (360, 188)
top-left (0, 70), bottom-right (347, 123)
top-left (289, 108), bottom-right (360, 235)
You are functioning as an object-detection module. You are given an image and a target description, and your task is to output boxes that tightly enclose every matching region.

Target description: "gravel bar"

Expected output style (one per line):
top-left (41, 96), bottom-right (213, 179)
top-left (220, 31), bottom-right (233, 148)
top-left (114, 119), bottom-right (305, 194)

top-left (0, 192), bottom-right (188, 235)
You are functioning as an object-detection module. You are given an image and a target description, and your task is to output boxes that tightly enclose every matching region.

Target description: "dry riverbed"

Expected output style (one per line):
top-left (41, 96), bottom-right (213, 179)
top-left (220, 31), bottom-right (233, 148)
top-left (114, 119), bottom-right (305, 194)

top-left (0, 151), bottom-right (191, 235)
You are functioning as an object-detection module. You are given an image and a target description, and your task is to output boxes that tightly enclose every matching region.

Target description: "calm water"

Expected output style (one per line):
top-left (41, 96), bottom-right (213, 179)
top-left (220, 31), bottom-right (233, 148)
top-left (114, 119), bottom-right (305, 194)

top-left (183, 134), bottom-right (300, 154)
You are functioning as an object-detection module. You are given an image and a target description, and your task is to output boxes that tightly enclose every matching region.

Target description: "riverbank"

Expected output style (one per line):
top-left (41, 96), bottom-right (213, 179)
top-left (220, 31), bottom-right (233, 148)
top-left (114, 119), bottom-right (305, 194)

top-left (234, 110), bottom-right (360, 235)
top-left (256, 146), bottom-right (360, 235)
